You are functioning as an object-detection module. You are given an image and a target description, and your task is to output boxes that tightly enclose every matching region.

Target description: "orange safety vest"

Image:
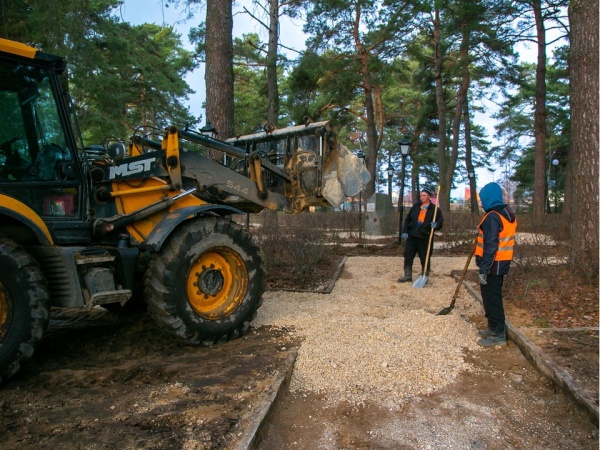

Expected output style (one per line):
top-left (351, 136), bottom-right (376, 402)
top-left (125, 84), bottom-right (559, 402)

top-left (418, 204), bottom-right (429, 223)
top-left (475, 211), bottom-right (517, 261)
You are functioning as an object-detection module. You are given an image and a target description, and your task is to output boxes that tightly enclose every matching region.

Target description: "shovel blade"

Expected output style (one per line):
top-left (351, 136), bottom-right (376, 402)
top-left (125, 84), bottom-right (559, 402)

top-left (412, 274), bottom-right (428, 288)
top-left (436, 305), bottom-right (455, 315)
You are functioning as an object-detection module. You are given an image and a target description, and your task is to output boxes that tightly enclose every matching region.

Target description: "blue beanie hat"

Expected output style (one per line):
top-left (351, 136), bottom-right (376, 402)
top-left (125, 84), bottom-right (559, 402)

top-left (479, 182), bottom-right (504, 211)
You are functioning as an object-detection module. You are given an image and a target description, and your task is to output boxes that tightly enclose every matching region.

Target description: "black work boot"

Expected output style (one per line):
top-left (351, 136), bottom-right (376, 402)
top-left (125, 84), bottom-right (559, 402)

top-left (397, 266), bottom-right (412, 283)
top-left (478, 328), bottom-right (493, 338)
top-left (477, 326), bottom-right (506, 347)
top-left (478, 321), bottom-right (493, 337)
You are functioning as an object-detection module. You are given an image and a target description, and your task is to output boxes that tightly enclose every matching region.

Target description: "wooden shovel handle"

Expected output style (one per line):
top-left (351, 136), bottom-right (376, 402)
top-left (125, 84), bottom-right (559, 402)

top-left (451, 236), bottom-right (478, 302)
top-left (422, 186), bottom-right (441, 274)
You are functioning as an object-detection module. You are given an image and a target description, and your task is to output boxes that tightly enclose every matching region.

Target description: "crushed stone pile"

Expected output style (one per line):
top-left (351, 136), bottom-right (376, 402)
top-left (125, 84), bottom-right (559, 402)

top-left (255, 256), bottom-right (485, 409)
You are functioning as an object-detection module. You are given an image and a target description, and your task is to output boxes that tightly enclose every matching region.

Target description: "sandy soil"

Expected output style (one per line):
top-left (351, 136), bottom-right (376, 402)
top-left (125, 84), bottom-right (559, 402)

top-left (259, 346), bottom-right (597, 450)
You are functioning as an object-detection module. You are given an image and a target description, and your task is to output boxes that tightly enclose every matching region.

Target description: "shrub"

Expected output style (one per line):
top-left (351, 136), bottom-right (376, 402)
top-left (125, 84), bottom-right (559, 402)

top-left (437, 212), bottom-right (479, 251)
top-left (252, 210), bottom-right (334, 289)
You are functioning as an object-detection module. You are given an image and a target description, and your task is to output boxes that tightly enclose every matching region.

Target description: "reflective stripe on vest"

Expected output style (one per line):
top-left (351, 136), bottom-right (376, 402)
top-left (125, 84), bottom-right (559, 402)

top-left (474, 211), bottom-right (517, 261)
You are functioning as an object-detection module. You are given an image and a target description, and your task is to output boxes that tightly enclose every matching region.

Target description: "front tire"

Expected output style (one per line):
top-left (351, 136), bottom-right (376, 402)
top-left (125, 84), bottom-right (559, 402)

top-left (0, 238), bottom-right (50, 382)
top-left (145, 217), bottom-right (264, 345)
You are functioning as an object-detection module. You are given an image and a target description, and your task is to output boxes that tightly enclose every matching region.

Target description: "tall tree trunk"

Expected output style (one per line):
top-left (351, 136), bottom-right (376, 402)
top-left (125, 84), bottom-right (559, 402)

top-left (410, 128), bottom-right (430, 203)
top-left (562, 158), bottom-right (571, 217)
top-left (410, 159), bottom-right (419, 202)
top-left (463, 97), bottom-right (478, 213)
top-left (266, 0), bottom-right (279, 126)
top-left (205, 0), bottom-right (234, 154)
top-left (443, 22), bottom-right (471, 211)
top-left (352, 5), bottom-right (378, 198)
top-left (433, 8), bottom-right (448, 201)
top-left (568, 0), bottom-right (599, 276)
top-left (361, 64), bottom-right (379, 199)
top-left (532, 0), bottom-right (547, 223)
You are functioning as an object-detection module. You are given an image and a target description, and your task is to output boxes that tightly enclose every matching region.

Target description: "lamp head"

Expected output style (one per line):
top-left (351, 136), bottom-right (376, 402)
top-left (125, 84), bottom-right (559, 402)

top-left (200, 121), bottom-right (218, 139)
top-left (399, 137), bottom-right (412, 156)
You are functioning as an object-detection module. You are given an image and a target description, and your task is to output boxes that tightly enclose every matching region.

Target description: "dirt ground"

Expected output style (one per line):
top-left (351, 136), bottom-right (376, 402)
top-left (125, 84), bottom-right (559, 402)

top-left (259, 338), bottom-right (597, 450)
top-left (1, 296), bottom-right (596, 450)
top-left (0, 309), bottom-right (299, 450)
top-left (0, 243), bottom-right (597, 450)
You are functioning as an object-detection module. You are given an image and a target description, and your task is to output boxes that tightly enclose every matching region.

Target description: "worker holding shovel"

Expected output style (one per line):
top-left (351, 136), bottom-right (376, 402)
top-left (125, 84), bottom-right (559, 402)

top-left (397, 187), bottom-right (443, 284)
top-left (475, 182), bottom-right (517, 347)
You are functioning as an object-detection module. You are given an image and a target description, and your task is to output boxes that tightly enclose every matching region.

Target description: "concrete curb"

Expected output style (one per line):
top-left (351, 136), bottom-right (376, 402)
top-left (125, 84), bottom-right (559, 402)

top-left (231, 350), bottom-right (298, 450)
top-left (461, 278), bottom-right (599, 427)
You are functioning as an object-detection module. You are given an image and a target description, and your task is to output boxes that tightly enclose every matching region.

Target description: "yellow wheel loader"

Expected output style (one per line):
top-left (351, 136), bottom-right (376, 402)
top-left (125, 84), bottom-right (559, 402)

top-left (0, 39), bottom-right (370, 381)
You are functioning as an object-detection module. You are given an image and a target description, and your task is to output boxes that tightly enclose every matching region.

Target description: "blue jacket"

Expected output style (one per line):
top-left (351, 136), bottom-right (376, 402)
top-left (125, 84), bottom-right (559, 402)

top-left (475, 183), bottom-right (517, 275)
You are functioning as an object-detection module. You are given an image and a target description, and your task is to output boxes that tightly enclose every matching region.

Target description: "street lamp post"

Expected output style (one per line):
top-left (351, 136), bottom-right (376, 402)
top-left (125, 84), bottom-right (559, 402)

top-left (552, 158), bottom-right (559, 213)
top-left (387, 164), bottom-right (394, 199)
top-left (397, 137), bottom-right (412, 243)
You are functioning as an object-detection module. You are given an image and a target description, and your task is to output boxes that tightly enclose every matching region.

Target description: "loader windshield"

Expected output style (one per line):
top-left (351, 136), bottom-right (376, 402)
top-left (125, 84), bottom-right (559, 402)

top-left (0, 59), bottom-right (73, 181)
top-left (0, 57), bottom-right (80, 218)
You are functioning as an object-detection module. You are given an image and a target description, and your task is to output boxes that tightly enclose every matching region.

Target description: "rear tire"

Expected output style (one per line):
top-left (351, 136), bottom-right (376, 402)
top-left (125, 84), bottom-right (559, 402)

top-left (0, 238), bottom-right (50, 382)
top-left (145, 217), bottom-right (264, 345)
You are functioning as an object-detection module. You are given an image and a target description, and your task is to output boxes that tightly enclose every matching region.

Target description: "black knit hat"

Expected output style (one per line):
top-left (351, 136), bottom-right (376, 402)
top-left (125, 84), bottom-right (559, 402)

top-left (421, 186), bottom-right (434, 197)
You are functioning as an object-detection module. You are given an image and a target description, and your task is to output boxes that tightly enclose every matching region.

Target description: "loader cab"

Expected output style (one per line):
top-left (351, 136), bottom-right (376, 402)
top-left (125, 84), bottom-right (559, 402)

top-left (0, 39), bottom-right (90, 244)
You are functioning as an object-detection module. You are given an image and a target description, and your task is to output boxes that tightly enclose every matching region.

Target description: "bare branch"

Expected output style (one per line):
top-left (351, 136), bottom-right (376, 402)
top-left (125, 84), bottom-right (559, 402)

top-left (243, 6), bottom-right (269, 30)
top-left (279, 42), bottom-right (303, 55)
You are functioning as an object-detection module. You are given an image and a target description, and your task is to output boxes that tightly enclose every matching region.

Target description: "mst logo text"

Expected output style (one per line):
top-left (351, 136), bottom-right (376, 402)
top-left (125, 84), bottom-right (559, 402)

top-left (108, 156), bottom-right (158, 180)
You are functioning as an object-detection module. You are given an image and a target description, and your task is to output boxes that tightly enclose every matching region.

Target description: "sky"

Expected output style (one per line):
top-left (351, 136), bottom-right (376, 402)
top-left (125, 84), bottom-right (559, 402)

top-left (118, 0), bottom-right (306, 121)
top-left (117, 0), bottom-right (561, 198)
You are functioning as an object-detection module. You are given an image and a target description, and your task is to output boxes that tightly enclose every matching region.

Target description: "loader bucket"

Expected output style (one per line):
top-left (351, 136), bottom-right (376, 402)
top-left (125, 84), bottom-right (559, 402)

top-left (321, 143), bottom-right (370, 208)
top-left (227, 121), bottom-right (370, 213)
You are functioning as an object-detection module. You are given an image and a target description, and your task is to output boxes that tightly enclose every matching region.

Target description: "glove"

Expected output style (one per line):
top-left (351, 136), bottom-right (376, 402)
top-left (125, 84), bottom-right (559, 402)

top-left (430, 222), bottom-right (438, 229)
top-left (478, 274), bottom-right (488, 285)
top-left (401, 233), bottom-right (409, 240)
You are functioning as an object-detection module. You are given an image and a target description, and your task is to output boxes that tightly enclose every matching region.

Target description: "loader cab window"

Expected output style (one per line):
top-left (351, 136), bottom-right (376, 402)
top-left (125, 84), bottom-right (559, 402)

top-left (0, 58), bottom-right (79, 218)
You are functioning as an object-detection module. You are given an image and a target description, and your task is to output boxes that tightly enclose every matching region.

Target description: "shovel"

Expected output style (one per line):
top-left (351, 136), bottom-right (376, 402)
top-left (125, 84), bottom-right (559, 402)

top-left (436, 236), bottom-right (478, 315)
top-left (413, 186), bottom-right (441, 288)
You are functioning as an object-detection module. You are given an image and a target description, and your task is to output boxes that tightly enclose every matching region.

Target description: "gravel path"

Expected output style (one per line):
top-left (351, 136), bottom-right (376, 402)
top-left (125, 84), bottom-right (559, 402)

top-left (255, 256), bottom-right (485, 409)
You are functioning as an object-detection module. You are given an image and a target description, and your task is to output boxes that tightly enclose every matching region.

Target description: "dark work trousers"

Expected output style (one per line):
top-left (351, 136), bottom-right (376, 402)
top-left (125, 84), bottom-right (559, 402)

top-left (480, 273), bottom-right (505, 333)
top-left (403, 236), bottom-right (434, 272)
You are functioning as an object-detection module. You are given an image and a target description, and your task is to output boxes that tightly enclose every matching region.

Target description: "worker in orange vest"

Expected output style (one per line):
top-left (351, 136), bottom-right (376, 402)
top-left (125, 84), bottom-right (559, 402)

top-left (397, 187), bottom-right (443, 283)
top-left (475, 182), bottom-right (517, 347)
